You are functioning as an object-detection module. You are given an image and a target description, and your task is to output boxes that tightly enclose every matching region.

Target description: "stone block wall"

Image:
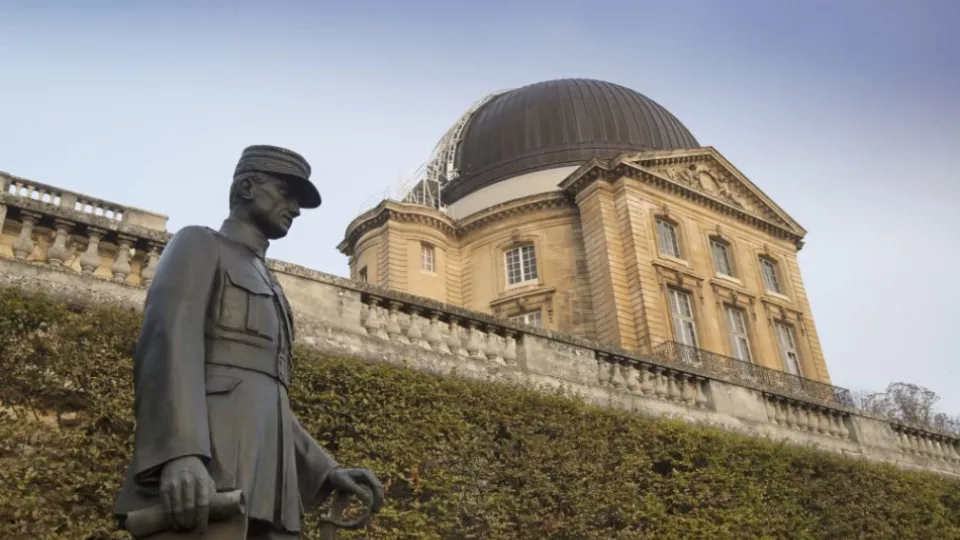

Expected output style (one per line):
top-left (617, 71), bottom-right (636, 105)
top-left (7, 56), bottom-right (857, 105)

top-left (2, 252), bottom-right (958, 480)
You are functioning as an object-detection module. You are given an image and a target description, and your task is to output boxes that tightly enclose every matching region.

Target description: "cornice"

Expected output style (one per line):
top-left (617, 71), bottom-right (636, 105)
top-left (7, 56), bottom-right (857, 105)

top-left (338, 200), bottom-right (457, 256)
top-left (455, 192), bottom-right (572, 237)
top-left (339, 193), bottom-right (574, 255)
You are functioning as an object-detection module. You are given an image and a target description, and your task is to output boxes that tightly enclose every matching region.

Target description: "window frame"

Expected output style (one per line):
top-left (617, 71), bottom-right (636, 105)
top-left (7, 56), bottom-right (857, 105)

top-left (709, 237), bottom-right (735, 278)
top-left (759, 256), bottom-right (783, 295)
top-left (723, 304), bottom-right (753, 363)
top-left (509, 309), bottom-right (543, 328)
top-left (655, 217), bottom-right (683, 259)
top-left (666, 286), bottom-right (699, 349)
top-left (504, 243), bottom-right (539, 287)
top-left (773, 321), bottom-right (802, 376)
top-left (420, 242), bottom-right (436, 273)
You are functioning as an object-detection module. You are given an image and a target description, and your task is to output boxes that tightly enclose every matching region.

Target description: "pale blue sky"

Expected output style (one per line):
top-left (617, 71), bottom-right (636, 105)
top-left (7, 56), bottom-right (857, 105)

top-left (1, 1), bottom-right (958, 414)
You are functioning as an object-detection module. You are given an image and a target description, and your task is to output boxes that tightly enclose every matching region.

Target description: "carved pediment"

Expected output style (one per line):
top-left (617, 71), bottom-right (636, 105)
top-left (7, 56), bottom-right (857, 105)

top-left (636, 150), bottom-right (805, 236)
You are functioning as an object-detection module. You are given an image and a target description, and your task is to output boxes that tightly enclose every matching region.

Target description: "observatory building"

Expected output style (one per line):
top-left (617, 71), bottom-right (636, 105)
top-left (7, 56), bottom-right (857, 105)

top-left (338, 78), bottom-right (831, 384)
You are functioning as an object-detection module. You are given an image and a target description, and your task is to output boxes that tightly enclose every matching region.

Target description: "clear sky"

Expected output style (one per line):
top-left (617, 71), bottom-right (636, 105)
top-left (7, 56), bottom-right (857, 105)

top-left (1, 1), bottom-right (958, 414)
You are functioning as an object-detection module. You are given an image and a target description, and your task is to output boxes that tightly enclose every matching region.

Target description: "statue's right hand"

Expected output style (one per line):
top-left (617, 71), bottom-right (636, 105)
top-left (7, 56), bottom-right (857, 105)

top-left (158, 455), bottom-right (215, 532)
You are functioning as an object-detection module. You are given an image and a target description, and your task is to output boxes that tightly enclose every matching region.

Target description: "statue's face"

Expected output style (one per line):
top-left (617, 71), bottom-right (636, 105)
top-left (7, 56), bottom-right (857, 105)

top-left (246, 175), bottom-right (301, 239)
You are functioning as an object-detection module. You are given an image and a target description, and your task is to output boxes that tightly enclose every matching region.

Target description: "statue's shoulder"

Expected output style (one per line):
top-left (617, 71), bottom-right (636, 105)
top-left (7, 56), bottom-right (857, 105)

top-left (165, 226), bottom-right (220, 254)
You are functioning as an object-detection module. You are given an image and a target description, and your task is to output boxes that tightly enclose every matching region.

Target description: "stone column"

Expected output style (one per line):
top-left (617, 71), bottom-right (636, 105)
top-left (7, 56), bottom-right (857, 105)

top-left (12, 211), bottom-right (41, 260)
top-left (140, 242), bottom-right (162, 286)
top-left (79, 227), bottom-right (105, 275)
top-left (46, 219), bottom-right (74, 266)
top-left (111, 234), bottom-right (135, 283)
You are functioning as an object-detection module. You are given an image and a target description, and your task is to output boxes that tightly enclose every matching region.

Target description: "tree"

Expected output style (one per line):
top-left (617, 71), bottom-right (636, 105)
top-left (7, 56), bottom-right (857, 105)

top-left (853, 382), bottom-right (959, 434)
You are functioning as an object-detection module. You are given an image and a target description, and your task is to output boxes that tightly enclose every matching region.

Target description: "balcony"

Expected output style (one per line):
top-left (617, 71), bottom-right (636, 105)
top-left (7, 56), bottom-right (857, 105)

top-left (652, 341), bottom-right (854, 408)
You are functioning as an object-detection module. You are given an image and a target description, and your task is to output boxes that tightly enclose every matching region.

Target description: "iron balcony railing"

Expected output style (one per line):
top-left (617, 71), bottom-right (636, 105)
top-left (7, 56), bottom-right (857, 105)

top-left (652, 341), bottom-right (855, 408)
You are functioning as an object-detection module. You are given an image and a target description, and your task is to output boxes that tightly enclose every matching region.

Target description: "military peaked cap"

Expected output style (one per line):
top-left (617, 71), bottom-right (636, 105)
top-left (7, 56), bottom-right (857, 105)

top-left (234, 145), bottom-right (322, 209)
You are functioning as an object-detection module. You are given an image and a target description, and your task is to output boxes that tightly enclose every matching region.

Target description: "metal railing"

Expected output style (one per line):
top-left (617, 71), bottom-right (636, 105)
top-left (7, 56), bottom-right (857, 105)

top-left (652, 341), bottom-right (855, 407)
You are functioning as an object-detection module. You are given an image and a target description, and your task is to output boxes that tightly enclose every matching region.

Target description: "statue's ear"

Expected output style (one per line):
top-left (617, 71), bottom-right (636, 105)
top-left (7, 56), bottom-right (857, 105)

top-left (236, 175), bottom-right (258, 204)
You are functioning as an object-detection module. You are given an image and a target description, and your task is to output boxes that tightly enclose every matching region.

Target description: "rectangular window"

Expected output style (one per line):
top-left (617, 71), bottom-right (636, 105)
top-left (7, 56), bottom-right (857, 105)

top-left (773, 322), bottom-right (802, 376)
top-left (760, 257), bottom-right (782, 294)
top-left (509, 310), bottom-right (542, 328)
top-left (358, 266), bottom-right (368, 283)
top-left (724, 305), bottom-right (752, 363)
top-left (656, 218), bottom-right (681, 258)
top-left (505, 244), bottom-right (538, 285)
top-left (711, 239), bottom-right (734, 277)
top-left (421, 242), bottom-right (435, 273)
top-left (667, 288), bottom-right (699, 349)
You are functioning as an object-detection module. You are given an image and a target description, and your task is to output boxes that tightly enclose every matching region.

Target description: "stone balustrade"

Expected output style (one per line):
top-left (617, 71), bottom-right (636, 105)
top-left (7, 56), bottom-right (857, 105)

top-left (0, 179), bottom-right (956, 478)
top-left (0, 171), bottom-right (170, 286)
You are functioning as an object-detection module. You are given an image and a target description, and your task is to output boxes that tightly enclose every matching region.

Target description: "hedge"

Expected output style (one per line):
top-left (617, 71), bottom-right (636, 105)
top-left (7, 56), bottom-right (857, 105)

top-left (0, 287), bottom-right (958, 539)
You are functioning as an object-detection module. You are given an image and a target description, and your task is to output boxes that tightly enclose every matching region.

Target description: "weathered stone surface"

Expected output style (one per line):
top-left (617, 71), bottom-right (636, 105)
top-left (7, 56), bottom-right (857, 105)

top-left (1, 253), bottom-right (958, 480)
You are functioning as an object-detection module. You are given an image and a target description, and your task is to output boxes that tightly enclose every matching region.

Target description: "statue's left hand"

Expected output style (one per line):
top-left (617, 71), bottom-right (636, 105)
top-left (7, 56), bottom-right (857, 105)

top-left (327, 467), bottom-right (385, 515)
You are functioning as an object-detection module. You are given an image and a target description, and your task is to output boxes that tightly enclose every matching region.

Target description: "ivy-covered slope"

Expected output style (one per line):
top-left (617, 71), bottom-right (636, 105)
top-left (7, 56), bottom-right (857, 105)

top-left (0, 287), bottom-right (958, 539)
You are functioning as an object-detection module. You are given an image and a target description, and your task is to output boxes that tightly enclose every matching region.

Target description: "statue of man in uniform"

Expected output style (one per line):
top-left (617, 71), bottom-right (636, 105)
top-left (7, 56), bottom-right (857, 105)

top-left (114, 145), bottom-right (384, 539)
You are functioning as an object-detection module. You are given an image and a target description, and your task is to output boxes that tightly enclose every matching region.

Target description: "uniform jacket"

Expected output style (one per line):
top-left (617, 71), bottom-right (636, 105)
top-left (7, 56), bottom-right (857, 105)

top-left (114, 218), bottom-right (338, 533)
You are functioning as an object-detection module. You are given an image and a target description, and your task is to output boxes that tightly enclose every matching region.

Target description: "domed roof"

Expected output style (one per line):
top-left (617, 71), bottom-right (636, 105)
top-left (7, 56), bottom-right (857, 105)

top-left (442, 78), bottom-right (699, 204)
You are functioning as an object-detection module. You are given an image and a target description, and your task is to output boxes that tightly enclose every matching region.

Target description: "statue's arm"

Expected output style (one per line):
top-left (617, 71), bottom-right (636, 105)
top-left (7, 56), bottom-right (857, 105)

top-left (129, 226), bottom-right (219, 487)
top-left (292, 414), bottom-right (341, 508)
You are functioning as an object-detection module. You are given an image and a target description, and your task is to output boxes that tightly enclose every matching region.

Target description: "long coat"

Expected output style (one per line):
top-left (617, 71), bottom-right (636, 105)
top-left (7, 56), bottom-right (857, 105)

top-left (113, 221), bottom-right (338, 533)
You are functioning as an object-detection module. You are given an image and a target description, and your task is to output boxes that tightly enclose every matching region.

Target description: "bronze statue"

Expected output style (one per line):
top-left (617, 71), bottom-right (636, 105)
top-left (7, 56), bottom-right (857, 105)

top-left (114, 145), bottom-right (384, 539)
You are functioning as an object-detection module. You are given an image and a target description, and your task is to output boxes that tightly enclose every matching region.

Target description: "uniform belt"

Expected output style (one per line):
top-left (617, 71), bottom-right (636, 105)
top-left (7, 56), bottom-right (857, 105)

top-left (205, 338), bottom-right (291, 387)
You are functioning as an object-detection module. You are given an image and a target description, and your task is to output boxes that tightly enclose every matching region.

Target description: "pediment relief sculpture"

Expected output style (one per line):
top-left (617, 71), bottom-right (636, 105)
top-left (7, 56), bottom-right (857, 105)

top-left (648, 160), bottom-right (791, 229)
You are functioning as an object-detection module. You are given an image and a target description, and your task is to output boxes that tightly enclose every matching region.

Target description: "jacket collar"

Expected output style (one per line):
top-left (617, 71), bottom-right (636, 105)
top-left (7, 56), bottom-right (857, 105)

top-left (219, 217), bottom-right (269, 259)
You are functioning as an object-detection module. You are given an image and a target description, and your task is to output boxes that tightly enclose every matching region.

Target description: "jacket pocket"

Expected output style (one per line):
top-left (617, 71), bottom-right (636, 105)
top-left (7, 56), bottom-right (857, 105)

top-left (205, 374), bottom-right (242, 395)
top-left (217, 268), bottom-right (277, 341)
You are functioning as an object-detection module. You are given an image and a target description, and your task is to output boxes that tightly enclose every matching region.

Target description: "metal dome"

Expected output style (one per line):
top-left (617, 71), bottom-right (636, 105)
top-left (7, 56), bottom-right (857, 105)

top-left (441, 78), bottom-right (699, 204)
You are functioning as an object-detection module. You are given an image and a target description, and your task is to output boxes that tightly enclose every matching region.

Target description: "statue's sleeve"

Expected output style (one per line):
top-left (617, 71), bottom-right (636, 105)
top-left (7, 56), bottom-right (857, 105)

top-left (292, 414), bottom-right (341, 508)
top-left (130, 226), bottom-right (219, 486)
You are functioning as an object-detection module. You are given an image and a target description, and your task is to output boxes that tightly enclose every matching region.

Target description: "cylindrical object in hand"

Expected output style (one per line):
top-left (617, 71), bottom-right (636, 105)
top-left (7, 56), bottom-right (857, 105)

top-left (125, 489), bottom-right (246, 539)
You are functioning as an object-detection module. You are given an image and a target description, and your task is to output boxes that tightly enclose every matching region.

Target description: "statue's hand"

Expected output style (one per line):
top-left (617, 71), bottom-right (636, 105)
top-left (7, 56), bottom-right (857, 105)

top-left (158, 455), bottom-right (216, 532)
top-left (328, 467), bottom-right (385, 515)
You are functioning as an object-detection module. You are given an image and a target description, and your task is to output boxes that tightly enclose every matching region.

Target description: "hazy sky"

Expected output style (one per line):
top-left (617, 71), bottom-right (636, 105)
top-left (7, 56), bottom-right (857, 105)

top-left (1, 1), bottom-right (958, 414)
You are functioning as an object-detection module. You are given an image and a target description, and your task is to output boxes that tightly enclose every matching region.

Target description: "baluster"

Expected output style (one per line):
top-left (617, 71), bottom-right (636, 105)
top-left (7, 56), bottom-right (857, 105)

top-left (764, 397), bottom-right (778, 423)
top-left (639, 365), bottom-right (654, 396)
top-left (693, 377), bottom-right (708, 409)
top-left (112, 234), bottom-right (135, 283)
top-left (679, 374), bottom-right (695, 405)
top-left (46, 219), bottom-right (73, 266)
top-left (140, 242), bottom-right (161, 286)
top-left (502, 331), bottom-right (518, 366)
top-left (363, 297), bottom-right (384, 337)
top-left (385, 302), bottom-right (403, 342)
top-left (406, 307), bottom-right (429, 349)
top-left (464, 321), bottom-right (481, 358)
top-left (667, 372), bottom-right (682, 402)
top-left (652, 367), bottom-right (667, 400)
top-left (12, 211), bottom-right (40, 259)
top-left (446, 317), bottom-right (464, 356)
top-left (484, 325), bottom-right (503, 364)
top-left (425, 311), bottom-right (446, 352)
top-left (79, 227), bottom-right (105, 274)
top-left (621, 360), bottom-right (639, 393)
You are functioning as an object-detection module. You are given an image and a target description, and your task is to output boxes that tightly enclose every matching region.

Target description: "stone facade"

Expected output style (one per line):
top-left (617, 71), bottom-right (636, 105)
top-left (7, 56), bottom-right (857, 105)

top-left (340, 147), bottom-right (832, 386)
top-left (2, 168), bottom-right (958, 480)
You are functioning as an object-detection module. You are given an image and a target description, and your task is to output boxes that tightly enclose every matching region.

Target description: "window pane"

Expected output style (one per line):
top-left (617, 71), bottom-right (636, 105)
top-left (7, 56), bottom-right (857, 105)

top-left (711, 240), bottom-right (733, 276)
top-left (657, 219), bottom-right (680, 258)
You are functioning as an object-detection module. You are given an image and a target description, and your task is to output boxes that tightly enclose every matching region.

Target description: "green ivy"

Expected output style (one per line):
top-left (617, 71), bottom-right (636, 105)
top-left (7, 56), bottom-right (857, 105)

top-left (0, 287), bottom-right (958, 539)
